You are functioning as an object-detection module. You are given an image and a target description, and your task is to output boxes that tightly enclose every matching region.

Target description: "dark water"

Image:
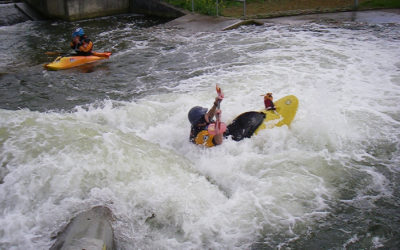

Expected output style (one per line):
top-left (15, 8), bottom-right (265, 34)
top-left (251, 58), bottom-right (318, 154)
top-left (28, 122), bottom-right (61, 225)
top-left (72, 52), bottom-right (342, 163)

top-left (0, 13), bottom-right (399, 249)
top-left (0, 14), bottom-right (172, 111)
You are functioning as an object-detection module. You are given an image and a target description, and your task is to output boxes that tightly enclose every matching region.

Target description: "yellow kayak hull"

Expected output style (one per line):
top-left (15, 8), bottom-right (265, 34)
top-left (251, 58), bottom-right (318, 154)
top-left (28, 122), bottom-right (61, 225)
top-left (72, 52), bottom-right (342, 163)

top-left (254, 95), bottom-right (299, 134)
top-left (44, 52), bottom-right (111, 70)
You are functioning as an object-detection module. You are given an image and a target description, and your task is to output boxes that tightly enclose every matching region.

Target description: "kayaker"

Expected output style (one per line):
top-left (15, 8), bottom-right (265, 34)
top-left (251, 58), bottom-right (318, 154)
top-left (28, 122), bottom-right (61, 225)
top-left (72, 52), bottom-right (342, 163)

top-left (70, 28), bottom-right (93, 56)
top-left (188, 96), bottom-right (224, 147)
top-left (263, 92), bottom-right (276, 110)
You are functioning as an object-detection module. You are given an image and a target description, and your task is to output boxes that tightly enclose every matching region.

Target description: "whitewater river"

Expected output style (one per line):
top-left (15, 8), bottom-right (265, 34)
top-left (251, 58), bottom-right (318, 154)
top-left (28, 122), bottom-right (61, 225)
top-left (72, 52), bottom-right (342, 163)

top-left (0, 13), bottom-right (399, 249)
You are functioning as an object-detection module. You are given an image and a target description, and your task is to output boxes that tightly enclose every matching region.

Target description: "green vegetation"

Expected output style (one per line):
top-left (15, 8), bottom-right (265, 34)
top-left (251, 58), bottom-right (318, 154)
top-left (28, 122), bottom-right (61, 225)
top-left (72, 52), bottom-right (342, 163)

top-left (164, 0), bottom-right (225, 16)
top-left (360, 0), bottom-right (400, 8)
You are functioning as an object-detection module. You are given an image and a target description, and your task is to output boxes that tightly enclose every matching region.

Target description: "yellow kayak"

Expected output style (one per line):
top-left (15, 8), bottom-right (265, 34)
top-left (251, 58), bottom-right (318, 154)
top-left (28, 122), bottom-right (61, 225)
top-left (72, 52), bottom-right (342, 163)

top-left (225, 95), bottom-right (299, 141)
top-left (254, 95), bottom-right (299, 134)
top-left (44, 52), bottom-right (111, 70)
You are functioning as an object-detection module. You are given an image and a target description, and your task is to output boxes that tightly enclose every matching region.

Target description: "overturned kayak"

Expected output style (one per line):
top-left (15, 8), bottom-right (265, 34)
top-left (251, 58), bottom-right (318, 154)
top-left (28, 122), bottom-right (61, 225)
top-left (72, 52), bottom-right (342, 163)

top-left (50, 206), bottom-right (114, 250)
top-left (44, 52), bottom-right (112, 70)
top-left (225, 95), bottom-right (298, 141)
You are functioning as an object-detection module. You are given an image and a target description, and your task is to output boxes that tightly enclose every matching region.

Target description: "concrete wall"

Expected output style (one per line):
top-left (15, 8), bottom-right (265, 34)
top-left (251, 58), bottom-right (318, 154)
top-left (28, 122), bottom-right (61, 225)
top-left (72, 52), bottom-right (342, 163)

top-left (45, 0), bottom-right (65, 18)
top-left (0, 3), bottom-right (30, 26)
top-left (24, 0), bottom-right (184, 21)
top-left (24, 0), bottom-right (65, 19)
top-left (24, 0), bottom-right (129, 20)
top-left (67, 0), bottom-right (129, 20)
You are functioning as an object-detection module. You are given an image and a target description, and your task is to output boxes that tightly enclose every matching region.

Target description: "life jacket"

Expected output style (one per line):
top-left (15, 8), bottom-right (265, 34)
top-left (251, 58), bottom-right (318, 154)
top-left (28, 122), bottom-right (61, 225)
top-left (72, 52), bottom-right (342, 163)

top-left (70, 35), bottom-right (93, 56)
top-left (189, 116), bottom-right (216, 147)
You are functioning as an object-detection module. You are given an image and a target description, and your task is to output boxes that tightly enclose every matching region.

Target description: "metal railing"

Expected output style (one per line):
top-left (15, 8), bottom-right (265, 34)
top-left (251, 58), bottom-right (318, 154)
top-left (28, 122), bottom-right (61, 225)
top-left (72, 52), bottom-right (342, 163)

top-left (237, 0), bottom-right (246, 17)
top-left (190, 0), bottom-right (223, 16)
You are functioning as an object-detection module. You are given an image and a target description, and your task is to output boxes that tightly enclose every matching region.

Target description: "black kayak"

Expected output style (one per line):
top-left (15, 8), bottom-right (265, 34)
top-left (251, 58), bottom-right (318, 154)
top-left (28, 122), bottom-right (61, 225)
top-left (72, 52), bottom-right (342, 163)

top-left (224, 111), bottom-right (266, 141)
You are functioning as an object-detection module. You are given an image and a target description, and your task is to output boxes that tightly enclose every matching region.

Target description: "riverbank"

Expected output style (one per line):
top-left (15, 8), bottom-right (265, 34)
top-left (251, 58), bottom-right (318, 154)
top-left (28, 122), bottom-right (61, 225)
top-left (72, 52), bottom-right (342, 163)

top-left (165, 0), bottom-right (400, 18)
top-left (223, 0), bottom-right (400, 18)
top-left (165, 9), bottom-right (400, 32)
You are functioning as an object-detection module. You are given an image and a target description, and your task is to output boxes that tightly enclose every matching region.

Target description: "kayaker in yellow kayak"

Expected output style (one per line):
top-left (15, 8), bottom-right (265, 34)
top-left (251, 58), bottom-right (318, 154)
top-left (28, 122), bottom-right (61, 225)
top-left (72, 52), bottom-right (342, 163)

top-left (70, 28), bottom-right (93, 56)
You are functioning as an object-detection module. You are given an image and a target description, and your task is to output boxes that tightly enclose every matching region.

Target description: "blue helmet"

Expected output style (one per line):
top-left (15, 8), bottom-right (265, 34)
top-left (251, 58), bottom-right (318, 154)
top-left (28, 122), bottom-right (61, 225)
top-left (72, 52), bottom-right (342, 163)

top-left (72, 28), bottom-right (84, 38)
top-left (188, 106), bottom-right (208, 126)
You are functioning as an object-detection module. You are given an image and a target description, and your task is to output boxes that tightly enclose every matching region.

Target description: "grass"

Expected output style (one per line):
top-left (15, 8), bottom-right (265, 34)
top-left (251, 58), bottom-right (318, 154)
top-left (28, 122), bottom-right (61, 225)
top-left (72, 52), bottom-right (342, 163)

top-left (164, 0), bottom-right (400, 18)
top-left (223, 0), bottom-right (357, 17)
top-left (360, 0), bottom-right (400, 8)
top-left (223, 0), bottom-right (400, 18)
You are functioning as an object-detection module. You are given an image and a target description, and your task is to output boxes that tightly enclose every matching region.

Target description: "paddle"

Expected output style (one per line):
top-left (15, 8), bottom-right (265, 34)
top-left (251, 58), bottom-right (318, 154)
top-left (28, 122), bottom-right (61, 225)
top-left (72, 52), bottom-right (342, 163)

top-left (208, 85), bottom-right (226, 135)
top-left (45, 51), bottom-right (111, 58)
top-left (45, 51), bottom-right (68, 56)
top-left (92, 52), bottom-right (112, 58)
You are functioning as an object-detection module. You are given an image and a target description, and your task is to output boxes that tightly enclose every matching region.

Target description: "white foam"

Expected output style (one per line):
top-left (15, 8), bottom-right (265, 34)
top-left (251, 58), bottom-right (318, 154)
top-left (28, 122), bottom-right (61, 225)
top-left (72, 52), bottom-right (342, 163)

top-left (1, 22), bottom-right (400, 249)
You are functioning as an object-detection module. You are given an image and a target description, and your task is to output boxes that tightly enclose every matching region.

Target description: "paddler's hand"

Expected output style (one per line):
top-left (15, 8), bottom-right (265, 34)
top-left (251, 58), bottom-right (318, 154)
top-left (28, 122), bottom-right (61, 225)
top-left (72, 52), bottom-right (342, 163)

top-left (73, 36), bottom-right (80, 43)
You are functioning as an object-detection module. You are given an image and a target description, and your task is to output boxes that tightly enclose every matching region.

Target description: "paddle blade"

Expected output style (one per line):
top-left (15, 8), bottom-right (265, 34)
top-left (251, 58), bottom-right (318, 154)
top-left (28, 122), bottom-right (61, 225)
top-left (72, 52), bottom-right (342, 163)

top-left (208, 122), bottom-right (227, 135)
top-left (216, 84), bottom-right (224, 99)
top-left (45, 51), bottom-right (65, 55)
top-left (92, 51), bottom-right (112, 58)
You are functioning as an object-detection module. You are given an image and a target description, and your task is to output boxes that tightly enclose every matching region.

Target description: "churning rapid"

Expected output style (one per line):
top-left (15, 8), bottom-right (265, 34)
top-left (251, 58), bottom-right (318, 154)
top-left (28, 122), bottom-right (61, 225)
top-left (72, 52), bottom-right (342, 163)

top-left (0, 13), bottom-right (399, 249)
